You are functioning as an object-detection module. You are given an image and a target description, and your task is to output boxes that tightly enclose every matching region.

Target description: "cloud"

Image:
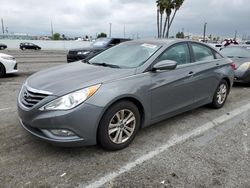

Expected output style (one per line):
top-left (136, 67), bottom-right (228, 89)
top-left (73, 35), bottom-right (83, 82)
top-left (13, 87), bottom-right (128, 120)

top-left (0, 0), bottom-right (249, 38)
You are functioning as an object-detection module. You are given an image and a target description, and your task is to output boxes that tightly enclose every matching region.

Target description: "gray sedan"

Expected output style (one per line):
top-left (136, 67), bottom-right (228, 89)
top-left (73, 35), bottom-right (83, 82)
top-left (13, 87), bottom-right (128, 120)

top-left (17, 39), bottom-right (234, 150)
top-left (220, 45), bottom-right (250, 84)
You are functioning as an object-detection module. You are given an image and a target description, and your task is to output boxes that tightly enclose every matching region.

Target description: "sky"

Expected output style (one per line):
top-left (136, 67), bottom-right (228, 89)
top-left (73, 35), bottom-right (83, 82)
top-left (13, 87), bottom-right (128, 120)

top-left (0, 0), bottom-right (250, 39)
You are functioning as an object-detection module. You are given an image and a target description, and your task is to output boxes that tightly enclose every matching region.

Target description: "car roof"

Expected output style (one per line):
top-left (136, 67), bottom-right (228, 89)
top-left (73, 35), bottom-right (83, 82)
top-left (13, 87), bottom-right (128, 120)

top-left (126, 38), bottom-right (197, 47)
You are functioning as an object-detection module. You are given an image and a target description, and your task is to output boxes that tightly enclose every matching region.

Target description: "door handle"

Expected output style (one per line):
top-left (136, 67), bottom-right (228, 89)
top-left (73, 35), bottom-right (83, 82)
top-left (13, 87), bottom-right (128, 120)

top-left (216, 63), bottom-right (220, 66)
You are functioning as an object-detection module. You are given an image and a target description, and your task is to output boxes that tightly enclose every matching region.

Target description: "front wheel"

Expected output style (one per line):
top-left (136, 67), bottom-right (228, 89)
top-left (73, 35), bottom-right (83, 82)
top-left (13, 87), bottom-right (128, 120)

top-left (0, 63), bottom-right (6, 77)
top-left (210, 80), bottom-right (229, 108)
top-left (97, 101), bottom-right (141, 151)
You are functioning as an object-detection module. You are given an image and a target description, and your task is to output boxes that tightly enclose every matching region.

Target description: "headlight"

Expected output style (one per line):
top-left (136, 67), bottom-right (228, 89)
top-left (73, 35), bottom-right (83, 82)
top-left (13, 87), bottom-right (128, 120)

top-left (40, 84), bottom-right (101, 111)
top-left (1, 56), bottom-right (15, 60)
top-left (237, 62), bottom-right (250, 71)
top-left (77, 51), bottom-right (90, 55)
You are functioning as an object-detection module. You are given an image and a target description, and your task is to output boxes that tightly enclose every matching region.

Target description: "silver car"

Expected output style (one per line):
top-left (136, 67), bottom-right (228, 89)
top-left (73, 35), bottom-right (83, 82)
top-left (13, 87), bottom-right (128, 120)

top-left (220, 45), bottom-right (250, 84)
top-left (17, 39), bottom-right (234, 150)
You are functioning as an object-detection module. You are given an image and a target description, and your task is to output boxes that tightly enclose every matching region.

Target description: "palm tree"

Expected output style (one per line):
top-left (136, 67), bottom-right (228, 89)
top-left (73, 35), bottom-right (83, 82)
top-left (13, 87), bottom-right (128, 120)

top-left (156, 0), bottom-right (185, 38)
top-left (156, 0), bottom-right (165, 38)
top-left (165, 0), bottom-right (185, 38)
top-left (162, 0), bottom-right (174, 38)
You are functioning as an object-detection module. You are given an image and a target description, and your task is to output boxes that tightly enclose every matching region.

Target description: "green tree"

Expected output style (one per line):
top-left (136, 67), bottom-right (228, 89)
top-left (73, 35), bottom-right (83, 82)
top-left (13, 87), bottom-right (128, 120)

top-left (97, 33), bottom-right (107, 38)
top-left (53, 33), bottom-right (60, 40)
top-left (156, 0), bottom-right (185, 38)
top-left (176, 31), bottom-right (184, 38)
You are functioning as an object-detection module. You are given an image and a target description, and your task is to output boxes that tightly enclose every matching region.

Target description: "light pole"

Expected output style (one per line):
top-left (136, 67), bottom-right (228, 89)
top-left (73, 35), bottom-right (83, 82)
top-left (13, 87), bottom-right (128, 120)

top-left (1, 18), bottom-right (4, 34)
top-left (109, 23), bottom-right (112, 37)
top-left (203, 22), bottom-right (207, 43)
top-left (234, 30), bottom-right (237, 40)
top-left (123, 24), bottom-right (126, 38)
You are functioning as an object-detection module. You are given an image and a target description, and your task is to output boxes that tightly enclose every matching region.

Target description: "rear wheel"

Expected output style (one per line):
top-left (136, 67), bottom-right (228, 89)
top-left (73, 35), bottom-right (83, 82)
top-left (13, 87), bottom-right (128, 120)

top-left (210, 80), bottom-right (229, 108)
top-left (0, 63), bottom-right (6, 77)
top-left (97, 101), bottom-right (140, 151)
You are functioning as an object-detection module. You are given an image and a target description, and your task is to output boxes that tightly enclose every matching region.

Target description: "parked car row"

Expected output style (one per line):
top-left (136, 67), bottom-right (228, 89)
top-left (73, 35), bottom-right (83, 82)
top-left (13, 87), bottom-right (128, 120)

top-left (0, 42), bottom-right (42, 51)
top-left (1, 38), bottom-right (249, 150)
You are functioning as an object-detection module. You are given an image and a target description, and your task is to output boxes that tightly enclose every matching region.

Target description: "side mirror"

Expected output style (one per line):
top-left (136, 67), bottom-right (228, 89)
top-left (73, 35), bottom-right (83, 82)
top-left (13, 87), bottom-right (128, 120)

top-left (152, 60), bottom-right (177, 71)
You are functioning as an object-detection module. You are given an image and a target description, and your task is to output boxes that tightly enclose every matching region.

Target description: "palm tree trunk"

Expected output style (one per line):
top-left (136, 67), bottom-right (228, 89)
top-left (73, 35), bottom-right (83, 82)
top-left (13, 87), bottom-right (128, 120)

top-left (157, 9), bottom-right (160, 38)
top-left (162, 14), bottom-right (168, 38)
top-left (168, 9), bottom-right (178, 33)
top-left (166, 16), bottom-right (170, 38)
top-left (159, 13), bottom-right (163, 38)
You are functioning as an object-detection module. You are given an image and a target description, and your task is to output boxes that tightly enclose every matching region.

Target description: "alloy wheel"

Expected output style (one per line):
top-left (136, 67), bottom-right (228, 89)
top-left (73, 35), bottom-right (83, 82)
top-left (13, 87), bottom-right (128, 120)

top-left (108, 109), bottom-right (136, 144)
top-left (216, 83), bottom-right (227, 105)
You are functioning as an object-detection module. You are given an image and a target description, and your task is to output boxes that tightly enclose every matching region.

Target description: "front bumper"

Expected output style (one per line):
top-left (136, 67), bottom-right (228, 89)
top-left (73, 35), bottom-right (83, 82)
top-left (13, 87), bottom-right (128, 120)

top-left (4, 60), bottom-right (18, 74)
top-left (67, 54), bottom-right (86, 63)
top-left (18, 101), bottom-right (104, 147)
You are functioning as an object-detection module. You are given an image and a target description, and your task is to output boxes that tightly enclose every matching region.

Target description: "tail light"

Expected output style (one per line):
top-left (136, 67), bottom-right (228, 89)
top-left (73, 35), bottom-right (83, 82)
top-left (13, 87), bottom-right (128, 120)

top-left (230, 63), bottom-right (236, 70)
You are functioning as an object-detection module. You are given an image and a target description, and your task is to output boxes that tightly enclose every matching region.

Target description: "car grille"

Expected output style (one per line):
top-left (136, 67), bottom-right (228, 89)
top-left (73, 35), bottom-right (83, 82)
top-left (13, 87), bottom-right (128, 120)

top-left (21, 87), bottom-right (49, 108)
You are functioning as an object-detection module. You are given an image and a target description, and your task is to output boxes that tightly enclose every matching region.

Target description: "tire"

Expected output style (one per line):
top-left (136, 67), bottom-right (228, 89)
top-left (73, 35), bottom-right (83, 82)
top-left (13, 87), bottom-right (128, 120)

top-left (0, 63), bottom-right (6, 77)
top-left (97, 101), bottom-right (141, 151)
top-left (22, 47), bottom-right (26, 51)
top-left (210, 80), bottom-right (229, 109)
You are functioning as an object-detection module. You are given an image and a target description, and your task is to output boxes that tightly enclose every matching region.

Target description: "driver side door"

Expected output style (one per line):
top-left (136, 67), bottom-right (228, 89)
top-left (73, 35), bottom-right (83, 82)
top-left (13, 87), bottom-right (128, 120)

top-left (150, 42), bottom-right (196, 121)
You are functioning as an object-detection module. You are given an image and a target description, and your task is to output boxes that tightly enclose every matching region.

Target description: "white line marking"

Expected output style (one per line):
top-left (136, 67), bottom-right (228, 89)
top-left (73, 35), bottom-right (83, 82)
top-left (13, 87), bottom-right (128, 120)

top-left (81, 102), bottom-right (250, 188)
top-left (0, 107), bottom-right (15, 112)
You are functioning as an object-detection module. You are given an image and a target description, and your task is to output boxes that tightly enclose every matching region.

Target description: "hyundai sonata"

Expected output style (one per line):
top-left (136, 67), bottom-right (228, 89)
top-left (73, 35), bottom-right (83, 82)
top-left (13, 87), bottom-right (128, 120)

top-left (18, 39), bottom-right (234, 150)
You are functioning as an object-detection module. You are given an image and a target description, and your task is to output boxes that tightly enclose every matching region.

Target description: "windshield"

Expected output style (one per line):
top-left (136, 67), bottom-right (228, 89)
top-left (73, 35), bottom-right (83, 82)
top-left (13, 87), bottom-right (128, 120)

top-left (91, 38), bottom-right (112, 47)
top-left (221, 47), bottom-right (250, 58)
top-left (89, 42), bottom-right (161, 68)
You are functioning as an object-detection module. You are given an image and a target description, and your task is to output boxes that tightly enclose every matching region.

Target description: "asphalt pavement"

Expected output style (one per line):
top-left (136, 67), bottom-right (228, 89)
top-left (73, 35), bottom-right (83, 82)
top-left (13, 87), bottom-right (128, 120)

top-left (0, 50), bottom-right (249, 188)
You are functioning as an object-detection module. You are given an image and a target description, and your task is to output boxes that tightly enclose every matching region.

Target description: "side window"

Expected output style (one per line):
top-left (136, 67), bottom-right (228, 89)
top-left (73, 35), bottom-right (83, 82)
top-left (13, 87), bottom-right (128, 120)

top-left (192, 43), bottom-right (215, 61)
top-left (157, 43), bottom-right (191, 65)
top-left (215, 52), bottom-right (223, 59)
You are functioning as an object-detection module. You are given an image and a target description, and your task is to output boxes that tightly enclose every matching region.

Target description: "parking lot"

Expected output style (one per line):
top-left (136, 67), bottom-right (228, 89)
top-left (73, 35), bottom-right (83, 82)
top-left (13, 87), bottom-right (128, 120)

top-left (0, 50), bottom-right (250, 187)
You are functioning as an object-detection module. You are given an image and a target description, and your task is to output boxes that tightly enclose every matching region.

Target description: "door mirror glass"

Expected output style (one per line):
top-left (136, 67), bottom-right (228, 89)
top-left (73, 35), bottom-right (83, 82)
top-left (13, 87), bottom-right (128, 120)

top-left (153, 60), bottom-right (177, 71)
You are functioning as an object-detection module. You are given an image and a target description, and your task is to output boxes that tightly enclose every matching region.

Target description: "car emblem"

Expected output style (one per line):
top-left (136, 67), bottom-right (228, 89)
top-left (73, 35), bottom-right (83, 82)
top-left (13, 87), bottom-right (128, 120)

top-left (23, 91), bottom-right (29, 99)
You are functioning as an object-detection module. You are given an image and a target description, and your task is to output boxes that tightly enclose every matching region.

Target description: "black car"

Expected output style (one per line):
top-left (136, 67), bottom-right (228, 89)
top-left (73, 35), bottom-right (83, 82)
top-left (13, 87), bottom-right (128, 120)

top-left (67, 38), bottom-right (131, 63)
top-left (0, 43), bottom-right (7, 50)
top-left (20, 42), bottom-right (41, 50)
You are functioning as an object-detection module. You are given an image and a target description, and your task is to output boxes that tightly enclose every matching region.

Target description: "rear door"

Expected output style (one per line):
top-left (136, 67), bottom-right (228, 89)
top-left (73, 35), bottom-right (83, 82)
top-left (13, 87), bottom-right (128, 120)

top-left (188, 42), bottom-right (222, 104)
top-left (151, 42), bottom-right (196, 120)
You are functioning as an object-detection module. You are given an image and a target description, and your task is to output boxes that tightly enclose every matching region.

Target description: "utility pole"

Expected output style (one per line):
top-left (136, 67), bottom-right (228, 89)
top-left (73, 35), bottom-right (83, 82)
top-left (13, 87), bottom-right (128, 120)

top-left (1, 18), bottom-right (4, 34)
top-left (123, 24), bottom-right (126, 38)
top-left (109, 23), bottom-right (112, 38)
top-left (234, 30), bottom-right (237, 40)
top-left (51, 21), bottom-right (54, 37)
top-left (203, 22), bottom-right (207, 42)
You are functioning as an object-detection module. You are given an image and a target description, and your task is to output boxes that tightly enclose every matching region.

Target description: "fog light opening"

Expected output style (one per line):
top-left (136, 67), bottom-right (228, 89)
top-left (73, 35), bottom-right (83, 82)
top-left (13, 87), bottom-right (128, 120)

top-left (50, 129), bottom-right (76, 137)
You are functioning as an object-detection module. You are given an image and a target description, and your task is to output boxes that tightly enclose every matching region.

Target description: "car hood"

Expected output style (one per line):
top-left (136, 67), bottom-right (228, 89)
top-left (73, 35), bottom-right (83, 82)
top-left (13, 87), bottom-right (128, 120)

top-left (26, 62), bottom-right (136, 96)
top-left (230, 57), bottom-right (250, 68)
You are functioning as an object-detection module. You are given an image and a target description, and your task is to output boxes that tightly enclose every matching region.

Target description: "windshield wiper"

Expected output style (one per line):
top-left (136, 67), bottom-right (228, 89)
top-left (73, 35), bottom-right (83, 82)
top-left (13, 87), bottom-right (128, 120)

top-left (91, 62), bottom-right (120, 68)
top-left (82, 59), bottom-right (90, 64)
